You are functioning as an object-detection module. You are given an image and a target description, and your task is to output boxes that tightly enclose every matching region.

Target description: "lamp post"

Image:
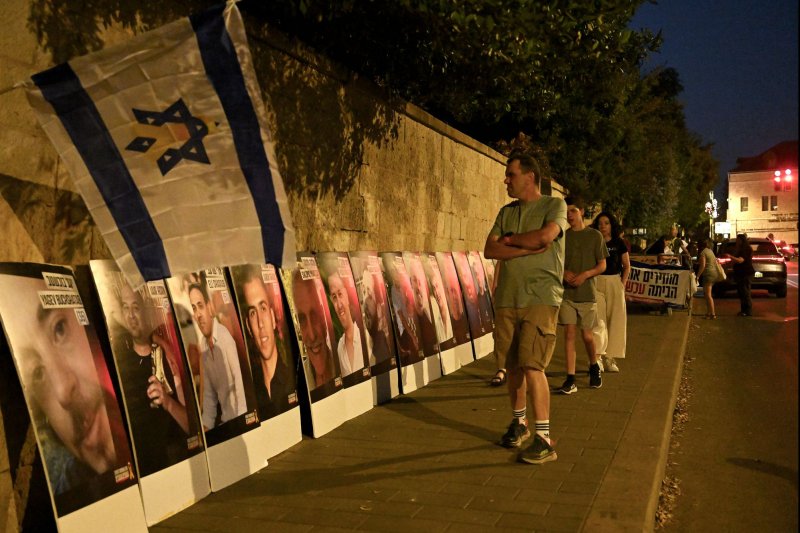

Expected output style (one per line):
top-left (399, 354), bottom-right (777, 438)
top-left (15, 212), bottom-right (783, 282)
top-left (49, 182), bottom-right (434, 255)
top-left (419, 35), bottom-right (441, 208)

top-left (704, 192), bottom-right (718, 239)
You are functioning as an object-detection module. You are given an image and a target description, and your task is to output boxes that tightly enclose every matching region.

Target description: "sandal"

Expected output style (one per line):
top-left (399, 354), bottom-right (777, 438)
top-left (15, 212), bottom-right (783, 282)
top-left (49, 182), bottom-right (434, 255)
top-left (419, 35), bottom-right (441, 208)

top-left (490, 369), bottom-right (507, 387)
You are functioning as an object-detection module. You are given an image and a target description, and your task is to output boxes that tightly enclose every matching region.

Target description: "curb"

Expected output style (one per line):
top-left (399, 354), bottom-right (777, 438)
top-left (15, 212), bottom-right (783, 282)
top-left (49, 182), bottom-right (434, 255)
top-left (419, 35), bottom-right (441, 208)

top-left (583, 311), bottom-right (690, 532)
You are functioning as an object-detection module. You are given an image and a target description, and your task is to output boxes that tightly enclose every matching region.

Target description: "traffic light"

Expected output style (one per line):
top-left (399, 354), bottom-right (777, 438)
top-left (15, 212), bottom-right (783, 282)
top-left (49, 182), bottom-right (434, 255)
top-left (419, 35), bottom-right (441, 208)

top-left (774, 169), bottom-right (793, 191)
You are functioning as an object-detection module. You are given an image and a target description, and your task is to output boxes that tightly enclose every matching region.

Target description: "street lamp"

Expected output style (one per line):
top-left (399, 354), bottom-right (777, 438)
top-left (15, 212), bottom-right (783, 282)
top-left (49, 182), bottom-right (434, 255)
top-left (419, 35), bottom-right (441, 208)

top-left (704, 192), bottom-right (718, 238)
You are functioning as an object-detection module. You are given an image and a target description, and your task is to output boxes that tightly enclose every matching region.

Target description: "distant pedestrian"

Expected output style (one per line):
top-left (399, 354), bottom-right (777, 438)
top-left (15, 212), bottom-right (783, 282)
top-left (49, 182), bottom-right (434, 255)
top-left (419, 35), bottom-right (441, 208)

top-left (648, 235), bottom-right (671, 262)
top-left (484, 152), bottom-right (567, 465)
top-left (725, 233), bottom-right (754, 316)
top-left (670, 226), bottom-right (692, 268)
top-left (590, 211), bottom-right (629, 373)
top-left (557, 197), bottom-right (608, 394)
top-left (489, 260), bottom-right (507, 387)
top-left (695, 238), bottom-right (719, 319)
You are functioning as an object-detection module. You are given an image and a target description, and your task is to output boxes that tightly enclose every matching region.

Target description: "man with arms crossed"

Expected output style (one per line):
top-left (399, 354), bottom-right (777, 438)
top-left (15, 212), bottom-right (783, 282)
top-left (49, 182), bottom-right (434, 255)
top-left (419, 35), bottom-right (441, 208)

top-left (484, 153), bottom-right (567, 464)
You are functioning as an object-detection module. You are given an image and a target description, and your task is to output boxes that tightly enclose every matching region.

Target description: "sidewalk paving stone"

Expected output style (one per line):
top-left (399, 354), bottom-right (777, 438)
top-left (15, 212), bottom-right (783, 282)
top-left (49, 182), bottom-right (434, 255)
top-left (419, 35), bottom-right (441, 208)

top-left (153, 311), bottom-right (688, 532)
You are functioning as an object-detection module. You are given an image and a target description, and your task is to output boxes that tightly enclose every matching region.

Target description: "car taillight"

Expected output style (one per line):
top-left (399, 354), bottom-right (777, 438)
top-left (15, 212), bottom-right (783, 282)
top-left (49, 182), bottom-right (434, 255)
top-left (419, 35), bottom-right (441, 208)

top-left (718, 257), bottom-right (731, 264)
top-left (753, 255), bottom-right (784, 263)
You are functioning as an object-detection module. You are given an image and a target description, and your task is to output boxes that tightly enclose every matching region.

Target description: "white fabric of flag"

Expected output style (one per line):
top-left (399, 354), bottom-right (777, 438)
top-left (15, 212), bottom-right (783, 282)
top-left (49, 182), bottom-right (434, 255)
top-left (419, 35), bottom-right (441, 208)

top-left (26, 3), bottom-right (295, 288)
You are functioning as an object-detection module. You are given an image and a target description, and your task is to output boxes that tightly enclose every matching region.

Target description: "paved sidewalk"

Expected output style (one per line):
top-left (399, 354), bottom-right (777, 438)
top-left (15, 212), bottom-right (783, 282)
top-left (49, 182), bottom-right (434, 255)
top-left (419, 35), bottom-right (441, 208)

top-left (154, 308), bottom-right (689, 532)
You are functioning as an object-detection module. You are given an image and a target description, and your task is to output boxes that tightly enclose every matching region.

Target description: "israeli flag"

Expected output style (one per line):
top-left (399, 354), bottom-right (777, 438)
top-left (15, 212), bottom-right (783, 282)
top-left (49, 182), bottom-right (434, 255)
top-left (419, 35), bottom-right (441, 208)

top-left (26, 3), bottom-right (295, 288)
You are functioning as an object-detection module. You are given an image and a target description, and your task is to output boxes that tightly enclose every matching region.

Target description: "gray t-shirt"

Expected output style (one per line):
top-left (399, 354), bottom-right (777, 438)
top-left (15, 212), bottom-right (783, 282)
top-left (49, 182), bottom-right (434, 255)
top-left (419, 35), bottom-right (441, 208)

top-left (489, 196), bottom-right (568, 308)
top-left (563, 227), bottom-right (608, 303)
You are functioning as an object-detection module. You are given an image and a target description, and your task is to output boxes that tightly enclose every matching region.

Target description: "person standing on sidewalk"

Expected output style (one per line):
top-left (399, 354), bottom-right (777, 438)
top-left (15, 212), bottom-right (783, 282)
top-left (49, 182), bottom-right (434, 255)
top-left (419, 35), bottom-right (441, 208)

top-left (590, 211), bottom-right (629, 373)
top-left (556, 198), bottom-right (608, 394)
top-left (725, 233), bottom-right (755, 316)
top-left (489, 260), bottom-right (507, 387)
top-left (695, 238), bottom-right (720, 319)
top-left (484, 152), bottom-right (567, 465)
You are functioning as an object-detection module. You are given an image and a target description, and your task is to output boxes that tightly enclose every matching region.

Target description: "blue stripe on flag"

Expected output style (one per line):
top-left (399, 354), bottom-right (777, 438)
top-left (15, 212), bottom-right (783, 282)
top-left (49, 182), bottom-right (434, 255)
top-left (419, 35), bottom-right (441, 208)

top-left (32, 63), bottom-right (170, 281)
top-left (191, 6), bottom-right (287, 267)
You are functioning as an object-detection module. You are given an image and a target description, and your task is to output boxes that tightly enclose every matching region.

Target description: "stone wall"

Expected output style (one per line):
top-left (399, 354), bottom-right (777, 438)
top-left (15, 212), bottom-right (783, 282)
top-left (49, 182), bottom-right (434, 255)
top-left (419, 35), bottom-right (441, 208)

top-left (0, 2), bottom-right (565, 528)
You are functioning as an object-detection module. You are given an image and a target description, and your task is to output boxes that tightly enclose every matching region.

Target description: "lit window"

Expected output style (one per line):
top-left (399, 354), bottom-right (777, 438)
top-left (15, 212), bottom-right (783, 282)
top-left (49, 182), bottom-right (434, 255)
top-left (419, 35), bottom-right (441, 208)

top-left (740, 197), bottom-right (748, 212)
top-left (762, 196), bottom-right (769, 211)
top-left (771, 196), bottom-right (778, 210)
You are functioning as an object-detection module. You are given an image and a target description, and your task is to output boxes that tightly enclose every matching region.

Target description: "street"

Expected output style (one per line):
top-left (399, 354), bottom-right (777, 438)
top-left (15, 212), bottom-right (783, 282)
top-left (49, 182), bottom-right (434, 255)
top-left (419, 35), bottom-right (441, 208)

top-left (663, 260), bottom-right (798, 531)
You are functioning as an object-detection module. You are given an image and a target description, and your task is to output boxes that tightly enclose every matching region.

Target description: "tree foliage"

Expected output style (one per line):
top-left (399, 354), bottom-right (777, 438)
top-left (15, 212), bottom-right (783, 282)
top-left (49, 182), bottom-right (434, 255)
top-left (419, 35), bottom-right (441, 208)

top-left (243, 0), bottom-right (718, 234)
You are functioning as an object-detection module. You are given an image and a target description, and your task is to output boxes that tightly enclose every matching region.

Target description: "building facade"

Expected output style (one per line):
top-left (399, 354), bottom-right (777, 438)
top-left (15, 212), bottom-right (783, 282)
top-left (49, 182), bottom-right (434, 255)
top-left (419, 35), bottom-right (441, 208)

top-left (726, 141), bottom-right (798, 244)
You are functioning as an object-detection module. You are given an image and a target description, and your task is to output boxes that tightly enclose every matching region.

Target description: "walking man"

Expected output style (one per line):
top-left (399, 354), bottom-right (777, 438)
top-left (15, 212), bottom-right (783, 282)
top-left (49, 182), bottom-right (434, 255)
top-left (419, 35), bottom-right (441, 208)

top-left (557, 197), bottom-right (608, 394)
top-left (484, 152), bottom-right (567, 464)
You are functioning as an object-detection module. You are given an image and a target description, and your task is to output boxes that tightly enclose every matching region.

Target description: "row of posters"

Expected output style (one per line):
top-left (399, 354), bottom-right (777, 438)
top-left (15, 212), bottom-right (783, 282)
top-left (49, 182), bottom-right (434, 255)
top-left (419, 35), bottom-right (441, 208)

top-left (0, 251), bottom-right (495, 531)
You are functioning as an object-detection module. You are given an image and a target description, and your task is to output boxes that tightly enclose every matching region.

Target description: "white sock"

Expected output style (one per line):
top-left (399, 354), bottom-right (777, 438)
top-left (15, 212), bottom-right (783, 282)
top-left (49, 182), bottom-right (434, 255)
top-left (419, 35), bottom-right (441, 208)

top-left (535, 420), bottom-right (550, 444)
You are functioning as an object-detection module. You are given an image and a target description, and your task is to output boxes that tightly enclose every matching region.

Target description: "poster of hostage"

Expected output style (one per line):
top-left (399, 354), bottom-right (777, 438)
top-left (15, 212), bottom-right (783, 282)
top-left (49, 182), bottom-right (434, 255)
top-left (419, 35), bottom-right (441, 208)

top-left (165, 268), bottom-right (259, 446)
top-left (625, 261), bottom-right (693, 307)
top-left (0, 262), bottom-right (137, 517)
top-left (229, 263), bottom-right (299, 421)
top-left (90, 260), bottom-right (204, 478)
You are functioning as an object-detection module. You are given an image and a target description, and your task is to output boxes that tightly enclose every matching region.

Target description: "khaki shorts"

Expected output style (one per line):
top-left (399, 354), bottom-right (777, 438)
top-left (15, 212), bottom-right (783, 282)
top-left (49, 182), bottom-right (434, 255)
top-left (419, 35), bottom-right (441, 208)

top-left (558, 299), bottom-right (597, 329)
top-left (494, 306), bottom-right (559, 371)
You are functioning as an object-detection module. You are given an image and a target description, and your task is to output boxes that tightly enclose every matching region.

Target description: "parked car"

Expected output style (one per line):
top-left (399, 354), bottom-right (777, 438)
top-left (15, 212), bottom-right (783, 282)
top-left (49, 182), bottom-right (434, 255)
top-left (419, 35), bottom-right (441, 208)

top-left (714, 238), bottom-right (788, 298)
top-left (773, 239), bottom-right (797, 260)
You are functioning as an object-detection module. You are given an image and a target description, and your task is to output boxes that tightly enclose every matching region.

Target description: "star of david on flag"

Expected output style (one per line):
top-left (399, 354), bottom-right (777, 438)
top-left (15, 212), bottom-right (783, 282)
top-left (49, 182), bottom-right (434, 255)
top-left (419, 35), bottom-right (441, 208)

top-left (26, 3), bottom-right (295, 288)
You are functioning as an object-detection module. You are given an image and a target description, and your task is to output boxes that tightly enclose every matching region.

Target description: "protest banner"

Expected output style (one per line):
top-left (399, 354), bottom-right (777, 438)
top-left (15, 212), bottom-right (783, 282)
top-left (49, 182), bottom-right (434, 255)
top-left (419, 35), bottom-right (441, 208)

top-left (625, 261), bottom-right (693, 307)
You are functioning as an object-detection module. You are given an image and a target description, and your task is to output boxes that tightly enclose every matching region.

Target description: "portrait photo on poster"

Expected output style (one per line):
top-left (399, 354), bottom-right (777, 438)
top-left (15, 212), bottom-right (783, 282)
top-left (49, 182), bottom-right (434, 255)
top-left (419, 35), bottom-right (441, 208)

top-left (89, 260), bottom-right (204, 478)
top-left (0, 262), bottom-right (137, 517)
top-left (435, 252), bottom-right (471, 346)
top-left (316, 252), bottom-right (371, 388)
top-left (402, 252), bottom-right (440, 357)
top-left (452, 251), bottom-right (485, 339)
top-left (479, 252), bottom-right (497, 297)
top-left (468, 251), bottom-right (495, 333)
top-left (280, 254), bottom-right (343, 403)
top-left (347, 251), bottom-right (397, 377)
top-left (380, 252), bottom-right (425, 367)
top-left (165, 268), bottom-right (259, 447)
top-left (421, 253), bottom-right (457, 351)
top-left (229, 263), bottom-right (299, 422)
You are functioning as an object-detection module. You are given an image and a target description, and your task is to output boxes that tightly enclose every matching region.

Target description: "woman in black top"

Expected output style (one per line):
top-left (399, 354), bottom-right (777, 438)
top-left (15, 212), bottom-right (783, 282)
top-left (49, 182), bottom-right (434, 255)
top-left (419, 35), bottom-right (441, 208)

top-left (725, 233), bottom-right (755, 316)
top-left (590, 212), bottom-right (630, 373)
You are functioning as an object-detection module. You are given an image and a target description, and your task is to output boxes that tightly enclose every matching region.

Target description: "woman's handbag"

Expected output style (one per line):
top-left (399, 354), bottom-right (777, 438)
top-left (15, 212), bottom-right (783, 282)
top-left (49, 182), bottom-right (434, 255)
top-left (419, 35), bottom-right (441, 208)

top-left (715, 258), bottom-right (727, 281)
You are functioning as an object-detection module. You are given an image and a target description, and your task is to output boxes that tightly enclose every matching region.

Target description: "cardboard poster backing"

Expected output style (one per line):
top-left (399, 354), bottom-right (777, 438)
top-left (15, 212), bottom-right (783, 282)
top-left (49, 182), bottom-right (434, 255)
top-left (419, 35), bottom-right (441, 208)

top-left (279, 254), bottom-right (345, 437)
top-left (420, 253), bottom-right (459, 375)
top-left (380, 252), bottom-right (427, 394)
top-left (402, 252), bottom-right (443, 383)
top-left (452, 251), bottom-right (493, 358)
top-left (88, 260), bottom-right (209, 523)
top-left (164, 269), bottom-right (264, 491)
top-left (347, 251), bottom-right (400, 405)
top-left (228, 264), bottom-right (302, 458)
top-left (434, 252), bottom-right (474, 366)
top-left (0, 262), bottom-right (145, 529)
top-left (316, 252), bottom-right (373, 420)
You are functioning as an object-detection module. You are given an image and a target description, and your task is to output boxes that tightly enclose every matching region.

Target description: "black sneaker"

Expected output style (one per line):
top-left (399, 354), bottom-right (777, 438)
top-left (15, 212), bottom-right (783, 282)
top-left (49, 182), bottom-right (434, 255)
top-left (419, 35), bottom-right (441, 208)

top-left (557, 380), bottom-right (577, 395)
top-left (589, 364), bottom-right (602, 388)
top-left (500, 419), bottom-right (530, 448)
top-left (518, 434), bottom-right (558, 464)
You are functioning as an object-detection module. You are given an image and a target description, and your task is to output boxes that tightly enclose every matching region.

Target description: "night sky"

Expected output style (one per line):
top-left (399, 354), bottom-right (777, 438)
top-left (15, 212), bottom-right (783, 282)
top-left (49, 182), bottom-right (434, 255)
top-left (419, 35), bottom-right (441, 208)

top-left (629, 0), bottom-right (798, 207)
